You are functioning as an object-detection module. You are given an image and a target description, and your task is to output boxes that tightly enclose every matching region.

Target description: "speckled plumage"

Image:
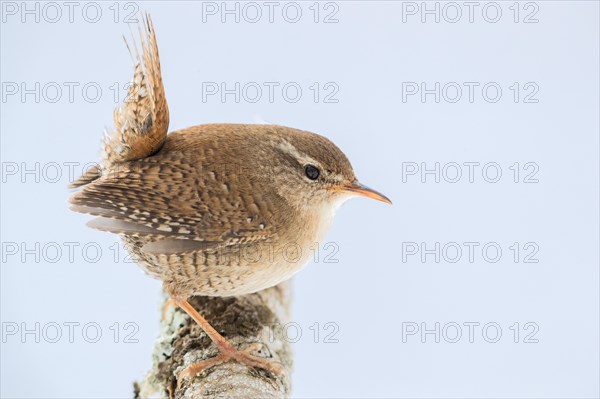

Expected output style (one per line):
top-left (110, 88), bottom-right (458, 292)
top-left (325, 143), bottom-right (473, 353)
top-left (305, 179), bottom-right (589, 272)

top-left (69, 15), bottom-right (389, 381)
top-left (71, 123), bottom-right (355, 298)
top-left (68, 17), bottom-right (363, 298)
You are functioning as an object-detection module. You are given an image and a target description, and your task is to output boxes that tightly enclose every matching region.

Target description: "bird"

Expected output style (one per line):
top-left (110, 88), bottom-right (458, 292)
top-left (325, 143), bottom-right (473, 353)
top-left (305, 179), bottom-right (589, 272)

top-left (69, 15), bottom-right (391, 383)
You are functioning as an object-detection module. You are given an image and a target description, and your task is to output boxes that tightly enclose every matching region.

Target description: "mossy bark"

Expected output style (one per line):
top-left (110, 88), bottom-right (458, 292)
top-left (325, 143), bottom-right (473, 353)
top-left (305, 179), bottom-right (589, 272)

top-left (135, 282), bottom-right (292, 399)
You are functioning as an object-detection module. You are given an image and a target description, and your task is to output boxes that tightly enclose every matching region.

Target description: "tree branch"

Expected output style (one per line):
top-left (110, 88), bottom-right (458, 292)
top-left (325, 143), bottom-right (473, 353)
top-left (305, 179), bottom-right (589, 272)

top-left (135, 282), bottom-right (293, 398)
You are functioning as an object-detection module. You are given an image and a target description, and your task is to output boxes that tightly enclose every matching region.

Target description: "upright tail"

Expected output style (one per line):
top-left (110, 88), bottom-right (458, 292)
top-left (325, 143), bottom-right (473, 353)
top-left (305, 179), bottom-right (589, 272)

top-left (71, 14), bottom-right (169, 188)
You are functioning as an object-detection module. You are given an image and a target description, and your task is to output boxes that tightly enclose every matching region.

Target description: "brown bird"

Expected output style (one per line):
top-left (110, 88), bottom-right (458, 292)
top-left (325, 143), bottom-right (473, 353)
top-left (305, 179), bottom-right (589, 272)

top-left (69, 15), bottom-right (391, 382)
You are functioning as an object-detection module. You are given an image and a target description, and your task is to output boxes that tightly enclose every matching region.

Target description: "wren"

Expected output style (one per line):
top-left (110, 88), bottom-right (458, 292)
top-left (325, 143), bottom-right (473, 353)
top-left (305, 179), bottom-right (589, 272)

top-left (69, 15), bottom-right (391, 382)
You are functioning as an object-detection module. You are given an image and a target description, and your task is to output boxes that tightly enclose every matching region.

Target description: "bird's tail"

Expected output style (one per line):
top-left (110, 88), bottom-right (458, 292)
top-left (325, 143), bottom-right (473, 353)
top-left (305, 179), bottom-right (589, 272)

top-left (70, 13), bottom-right (169, 188)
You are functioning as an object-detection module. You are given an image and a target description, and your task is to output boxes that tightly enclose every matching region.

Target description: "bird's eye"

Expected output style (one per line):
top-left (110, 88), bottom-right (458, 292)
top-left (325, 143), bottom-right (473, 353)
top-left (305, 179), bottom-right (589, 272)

top-left (304, 164), bottom-right (320, 180)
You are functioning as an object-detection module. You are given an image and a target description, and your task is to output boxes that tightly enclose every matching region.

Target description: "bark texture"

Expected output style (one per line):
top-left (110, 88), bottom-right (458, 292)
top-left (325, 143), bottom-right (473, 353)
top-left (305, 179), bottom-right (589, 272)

top-left (135, 282), bottom-right (292, 399)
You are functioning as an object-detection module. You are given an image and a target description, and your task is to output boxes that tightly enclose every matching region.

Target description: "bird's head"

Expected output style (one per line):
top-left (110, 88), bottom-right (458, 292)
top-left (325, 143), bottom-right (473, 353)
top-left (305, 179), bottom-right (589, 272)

top-left (267, 127), bottom-right (392, 211)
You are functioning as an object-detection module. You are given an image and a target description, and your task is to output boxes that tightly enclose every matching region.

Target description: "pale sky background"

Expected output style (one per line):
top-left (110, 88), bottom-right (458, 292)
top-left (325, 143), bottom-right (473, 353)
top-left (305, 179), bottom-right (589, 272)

top-left (1, 1), bottom-right (599, 398)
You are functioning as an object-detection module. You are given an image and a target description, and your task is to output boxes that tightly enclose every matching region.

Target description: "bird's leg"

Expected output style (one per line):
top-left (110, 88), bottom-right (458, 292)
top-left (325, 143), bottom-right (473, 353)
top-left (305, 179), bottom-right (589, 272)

top-left (172, 298), bottom-right (284, 384)
top-left (161, 298), bottom-right (176, 320)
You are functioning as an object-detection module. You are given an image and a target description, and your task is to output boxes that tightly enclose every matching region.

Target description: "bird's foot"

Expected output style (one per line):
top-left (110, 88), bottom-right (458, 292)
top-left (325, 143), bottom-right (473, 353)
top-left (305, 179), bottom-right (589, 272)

top-left (177, 342), bottom-right (284, 386)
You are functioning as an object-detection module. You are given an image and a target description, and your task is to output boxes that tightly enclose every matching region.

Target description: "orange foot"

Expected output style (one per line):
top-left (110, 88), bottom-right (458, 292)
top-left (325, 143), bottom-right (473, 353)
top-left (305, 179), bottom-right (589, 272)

top-left (177, 342), bottom-right (284, 386)
top-left (171, 297), bottom-right (284, 387)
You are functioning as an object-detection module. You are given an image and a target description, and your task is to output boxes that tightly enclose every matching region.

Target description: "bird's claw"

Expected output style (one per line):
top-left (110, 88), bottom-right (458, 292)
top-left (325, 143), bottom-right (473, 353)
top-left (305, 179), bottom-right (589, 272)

top-left (176, 342), bottom-right (285, 389)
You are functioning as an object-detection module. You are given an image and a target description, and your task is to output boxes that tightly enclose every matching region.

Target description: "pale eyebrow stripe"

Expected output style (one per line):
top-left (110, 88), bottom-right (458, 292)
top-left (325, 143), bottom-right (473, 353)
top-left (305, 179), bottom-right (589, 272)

top-left (277, 139), bottom-right (345, 182)
top-left (277, 139), bottom-right (320, 167)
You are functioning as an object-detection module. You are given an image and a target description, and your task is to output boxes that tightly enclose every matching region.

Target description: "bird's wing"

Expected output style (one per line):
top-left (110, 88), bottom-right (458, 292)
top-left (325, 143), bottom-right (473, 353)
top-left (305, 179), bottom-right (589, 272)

top-left (70, 15), bottom-right (168, 189)
top-left (69, 152), bottom-right (279, 254)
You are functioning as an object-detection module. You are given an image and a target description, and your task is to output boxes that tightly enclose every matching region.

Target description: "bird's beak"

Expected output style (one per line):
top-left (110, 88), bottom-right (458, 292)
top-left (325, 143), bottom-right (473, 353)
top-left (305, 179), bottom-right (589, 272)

top-left (330, 181), bottom-right (392, 204)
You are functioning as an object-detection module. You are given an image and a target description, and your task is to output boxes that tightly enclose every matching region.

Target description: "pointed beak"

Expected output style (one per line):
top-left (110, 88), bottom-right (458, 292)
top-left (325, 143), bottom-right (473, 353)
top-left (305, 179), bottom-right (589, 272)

top-left (331, 181), bottom-right (392, 205)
